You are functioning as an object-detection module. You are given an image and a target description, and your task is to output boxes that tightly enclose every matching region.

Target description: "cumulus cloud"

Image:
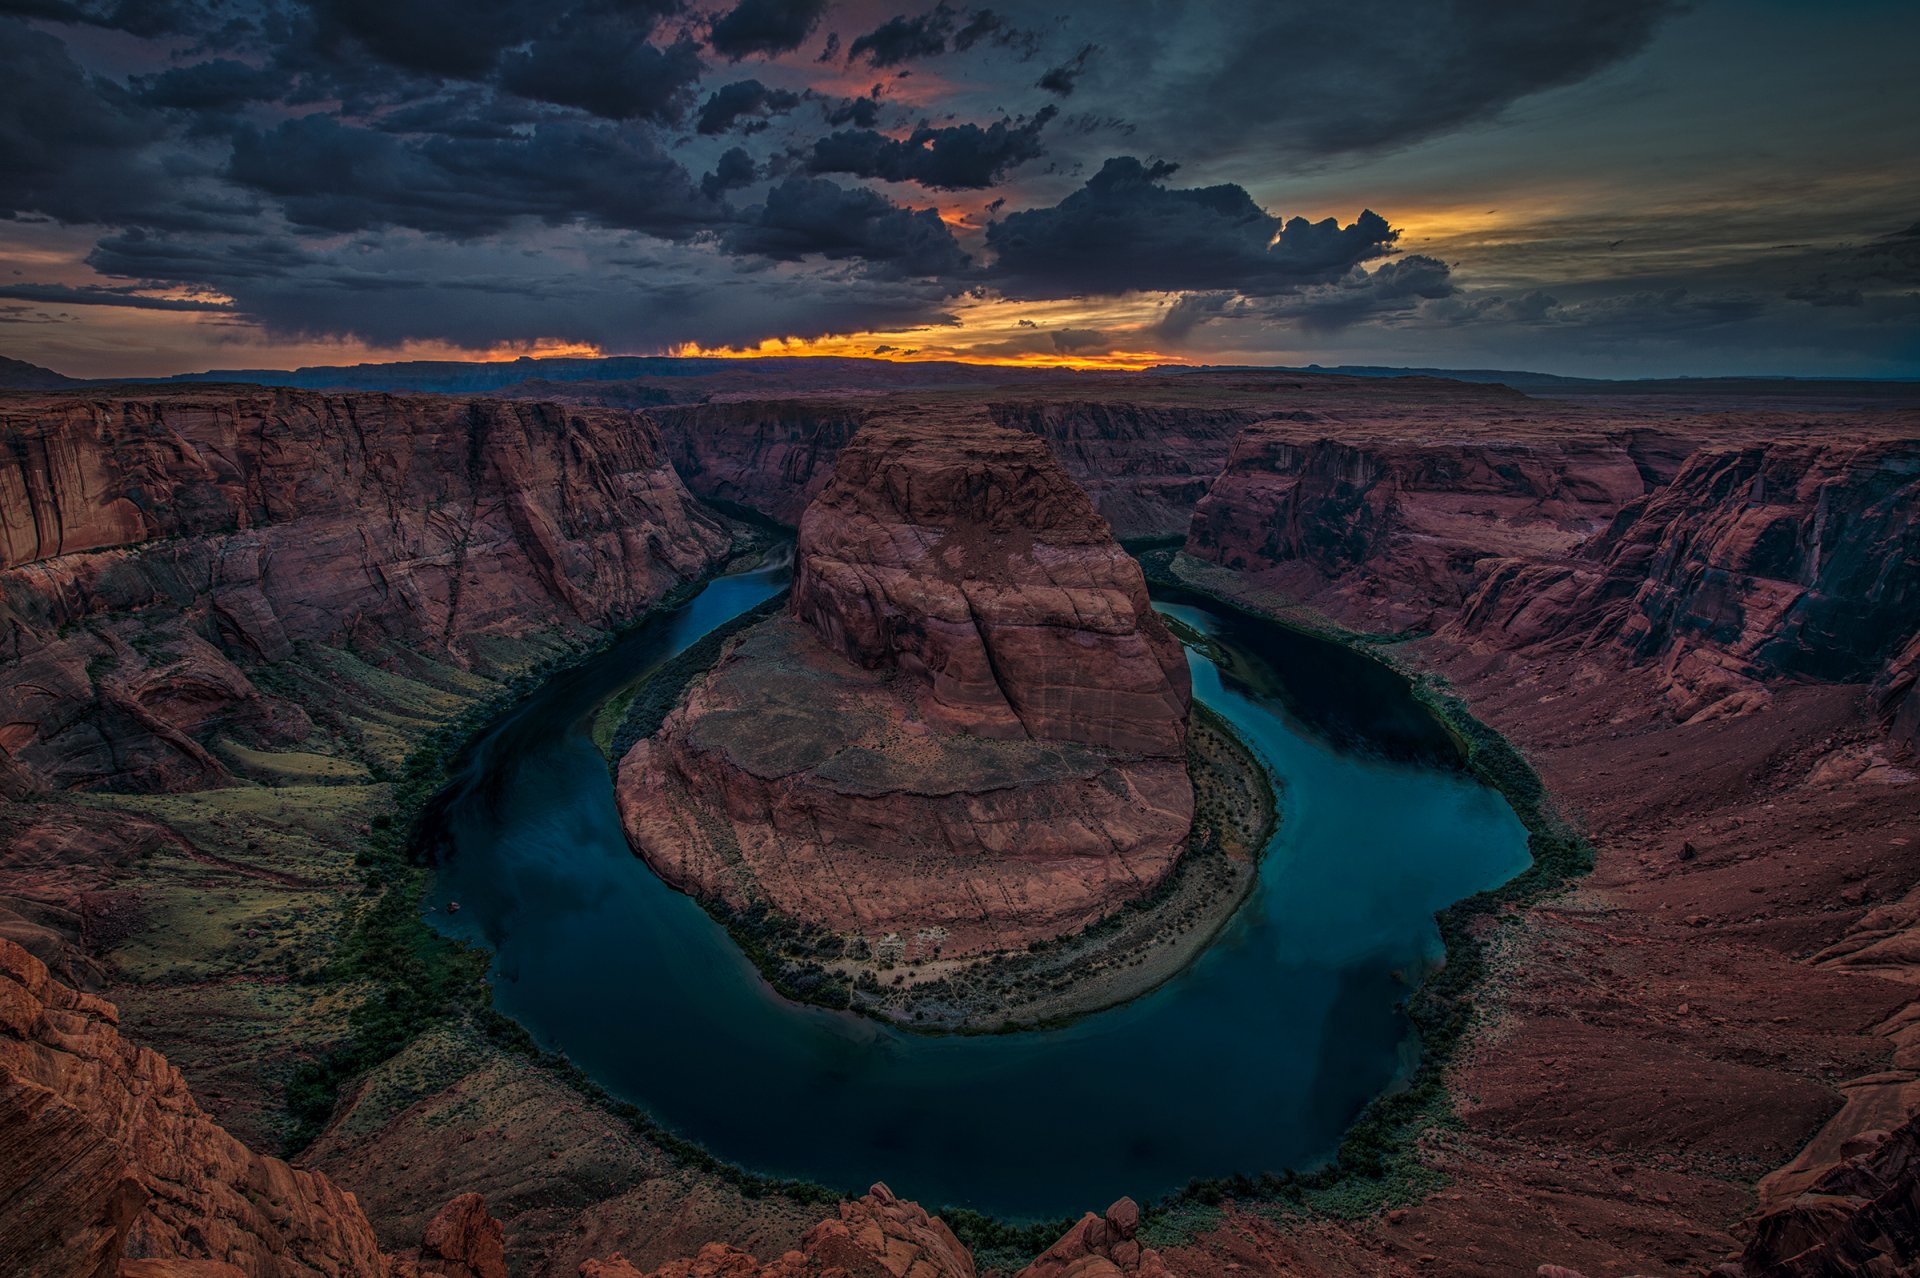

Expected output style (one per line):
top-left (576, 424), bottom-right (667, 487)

top-left (696, 79), bottom-right (801, 134)
top-left (700, 145), bottom-right (757, 199)
top-left (497, 25), bottom-right (705, 123)
top-left (708, 0), bottom-right (829, 60)
top-left (987, 157), bottom-right (1397, 298)
top-left (808, 108), bottom-right (1056, 190)
top-left (723, 176), bottom-right (972, 278)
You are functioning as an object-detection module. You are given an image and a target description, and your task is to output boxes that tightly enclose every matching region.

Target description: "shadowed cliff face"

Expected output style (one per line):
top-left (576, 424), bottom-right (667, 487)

top-left (986, 400), bottom-right (1267, 540)
top-left (0, 389), bottom-right (730, 792)
top-left (1182, 420), bottom-right (1679, 632)
top-left (1182, 417), bottom-right (1920, 735)
top-left (1459, 440), bottom-right (1920, 723)
top-left (618, 416), bottom-right (1194, 958)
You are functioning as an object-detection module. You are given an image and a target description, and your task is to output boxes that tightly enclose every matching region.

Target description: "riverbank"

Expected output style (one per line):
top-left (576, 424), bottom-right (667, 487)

top-left (1126, 548), bottom-right (1595, 1226)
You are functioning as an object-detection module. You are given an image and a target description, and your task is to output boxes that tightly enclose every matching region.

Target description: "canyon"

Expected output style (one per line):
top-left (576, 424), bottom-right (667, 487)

top-left (0, 368), bottom-right (1917, 1277)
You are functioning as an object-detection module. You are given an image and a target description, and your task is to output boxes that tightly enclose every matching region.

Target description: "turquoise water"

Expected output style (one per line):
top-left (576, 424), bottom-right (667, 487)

top-left (425, 557), bottom-right (1531, 1218)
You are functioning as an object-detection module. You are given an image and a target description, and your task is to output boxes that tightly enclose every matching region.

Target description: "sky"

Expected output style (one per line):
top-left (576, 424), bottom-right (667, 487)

top-left (0, 0), bottom-right (1916, 379)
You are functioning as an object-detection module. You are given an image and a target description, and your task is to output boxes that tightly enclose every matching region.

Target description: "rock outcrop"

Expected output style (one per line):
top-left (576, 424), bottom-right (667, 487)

top-left (0, 388), bottom-right (730, 791)
top-left (618, 417), bottom-right (1192, 958)
top-left (579, 1184), bottom-right (974, 1278)
top-left (1015, 1197), bottom-right (1169, 1278)
top-left (1721, 1116), bottom-right (1920, 1277)
top-left (0, 934), bottom-right (390, 1277)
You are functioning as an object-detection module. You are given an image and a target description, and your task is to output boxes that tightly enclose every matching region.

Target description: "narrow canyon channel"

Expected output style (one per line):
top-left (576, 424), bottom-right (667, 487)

top-left (423, 551), bottom-right (1532, 1218)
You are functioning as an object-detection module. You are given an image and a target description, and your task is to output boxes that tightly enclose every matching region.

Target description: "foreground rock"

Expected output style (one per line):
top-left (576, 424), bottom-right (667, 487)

top-left (0, 934), bottom-right (389, 1276)
top-left (619, 416), bottom-right (1192, 960)
top-left (0, 387), bottom-right (729, 792)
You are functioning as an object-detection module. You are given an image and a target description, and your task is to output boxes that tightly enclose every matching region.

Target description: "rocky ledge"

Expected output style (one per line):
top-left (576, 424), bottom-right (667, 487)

top-left (617, 416), bottom-right (1193, 965)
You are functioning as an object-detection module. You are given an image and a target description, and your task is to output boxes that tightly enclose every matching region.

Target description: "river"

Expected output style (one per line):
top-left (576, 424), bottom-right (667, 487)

top-left (425, 552), bottom-right (1530, 1218)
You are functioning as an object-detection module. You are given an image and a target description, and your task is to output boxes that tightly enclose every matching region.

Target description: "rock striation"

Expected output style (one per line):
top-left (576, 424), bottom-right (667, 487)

top-left (651, 400), bottom-right (876, 526)
top-left (0, 934), bottom-right (390, 1277)
top-left (618, 416), bottom-right (1192, 958)
top-left (1459, 440), bottom-right (1920, 722)
top-left (1184, 421), bottom-right (1678, 632)
top-left (985, 400), bottom-right (1266, 540)
top-left (578, 1184), bottom-right (974, 1278)
top-left (0, 388), bottom-right (730, 791)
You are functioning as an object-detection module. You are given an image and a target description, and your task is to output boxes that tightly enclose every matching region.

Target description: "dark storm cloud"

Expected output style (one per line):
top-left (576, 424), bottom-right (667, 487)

top-left (304, 0), bottom-right (546, 77)
top-left (0, 17), bottom-right (175, 225)
top-left (497, 27), bottom-right (705, 123)
top-left (696, 79), bottom-right (801, 135)
top-left (136, 59), bottom-right (283, 112)
top-left (724, 176), bottom-right (971, 277)
top-left (700, 145), bottom-right (756, 199)
top-left (1259, 254), bottom-right (1458, 332)
top-left (1036, 44), bottom-right (1094, 96)
top-left (1136, 0), bottom-right (1679, 161)
top-left (987, 157), bottom-right (1397, 297)
top-left (226, 115), bottom-right (718, 237)
top-left (847, 5), bottom-right (958, 67)
top-left (708, 0), bottom-right (829, 60)
top-left (808, 108), bottom-right (1056, 190)
top-left (825, 94), bottom-right (882, 128)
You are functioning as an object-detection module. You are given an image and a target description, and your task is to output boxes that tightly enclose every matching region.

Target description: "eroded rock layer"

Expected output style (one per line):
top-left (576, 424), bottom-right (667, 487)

top-left (1184, 420), bottom-right (1684, 632)
top-left (0, 935), bottom-right (389, 1278)
top-left (1457, 440), bottom-right (1920, 723)
top-left (619, 416), bottom-right (1192, 957)
top-left (0, 388), bottom-right (729, 791)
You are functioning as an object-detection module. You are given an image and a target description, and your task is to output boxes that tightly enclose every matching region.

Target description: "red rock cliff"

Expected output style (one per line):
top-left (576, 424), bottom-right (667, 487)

top-left (1183, 420), bottom-right (1677, 632)
top-left (1459, 440), bottom-right (1920, 722)
top-left (0, 934), bottom-right (390, 1277)
top-left (0, 388), bottom-right (730, 791)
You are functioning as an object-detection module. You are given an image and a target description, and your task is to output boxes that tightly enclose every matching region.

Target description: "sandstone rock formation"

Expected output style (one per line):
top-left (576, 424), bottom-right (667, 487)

top-left (579, 1184), bottom-right (975, 1278)
top-left (0, 388), bottom-right (730, 791)
top-left (619, 416), bottom-right (1192, 958)
top-left (1721, 1115), bottom-right (1920, 1276)
top-left (1184, 421), bottom-right (1680, 632)
top-left (1015, 1197), bottom-right (1169, 1278)
top-left (0, 934), bottom-right (390, 1277)
top-left (1459, 440), bottom-right (1920, 722)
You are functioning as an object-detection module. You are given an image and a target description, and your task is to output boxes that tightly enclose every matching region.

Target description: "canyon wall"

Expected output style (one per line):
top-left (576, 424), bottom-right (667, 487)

top-left (0, 389), bottom-right (731, 792)
top-left (618, 416), bottom-right (1194, 958)
top-left (1183, 419), bottom-right (1920, 732)
top-left (985, 399), bottom-right (1267, 539)
top-left (1183, 421), bottom-right (1685, 632)
top-left (649, 400), bottom-right (875, 526)
top-left (1458, 439), bottom-right (1920, 723)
